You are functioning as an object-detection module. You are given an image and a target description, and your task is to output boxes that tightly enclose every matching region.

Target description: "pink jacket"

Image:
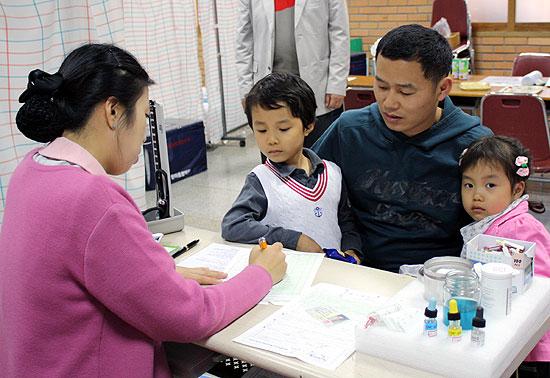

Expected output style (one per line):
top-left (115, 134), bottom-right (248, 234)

top-left (485, 200), bottom-right (550, 361)
top-left (0, 141), bottom-right (272, 377)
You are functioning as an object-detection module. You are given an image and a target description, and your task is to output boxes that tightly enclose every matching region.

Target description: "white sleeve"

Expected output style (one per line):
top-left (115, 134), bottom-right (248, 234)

top-left (326, 0), bottom-right (350, 96)
top-left (235, 0), bottom-right (254, 99)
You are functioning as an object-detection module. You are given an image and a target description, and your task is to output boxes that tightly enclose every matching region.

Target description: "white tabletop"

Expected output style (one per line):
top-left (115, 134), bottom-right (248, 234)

top-left (163, 226), bottom-right (549, 378)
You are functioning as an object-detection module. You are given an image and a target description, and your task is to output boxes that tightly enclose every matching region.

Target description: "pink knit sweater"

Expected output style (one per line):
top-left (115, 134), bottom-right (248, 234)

top-left (0, 144), bottom-right (272, 377)
top-left (485, 200), bottom-right (550, 362)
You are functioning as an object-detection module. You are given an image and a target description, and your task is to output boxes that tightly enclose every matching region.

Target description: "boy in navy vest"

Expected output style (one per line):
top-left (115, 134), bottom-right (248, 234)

top-left (222, 72), bottom-right (361, 262)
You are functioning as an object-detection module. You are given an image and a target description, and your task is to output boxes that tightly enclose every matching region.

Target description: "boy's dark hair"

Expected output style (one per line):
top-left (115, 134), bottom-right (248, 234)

top-left (376, 24), bottom-right (453, 84)
top-left (16, 43), bottom-right (154, 143)
top-left (244, 72), bottom-right (317, 130)
top-left (459, 135), bottom-right (532, 188)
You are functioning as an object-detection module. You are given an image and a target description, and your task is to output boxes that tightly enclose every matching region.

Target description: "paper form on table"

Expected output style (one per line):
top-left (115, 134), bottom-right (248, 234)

top-left (176, 243), bottom-right (323, 305)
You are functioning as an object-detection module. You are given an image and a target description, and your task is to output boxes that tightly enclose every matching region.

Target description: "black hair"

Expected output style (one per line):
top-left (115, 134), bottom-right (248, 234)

top-left (244, 72), bottom-right (316, 130)
top-left (376, 24), bottom-right (453, 84)
top-left (459, 135), bottom-right (531, 189)
top-left (16, 43), bottom-right (154, 143)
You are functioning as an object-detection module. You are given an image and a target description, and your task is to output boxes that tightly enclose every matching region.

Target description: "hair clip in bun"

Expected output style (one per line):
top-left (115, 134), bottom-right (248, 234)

top-left (515, 155), bottom-right (529, 177)
top-left (19, 69), bottom-right (63, 103)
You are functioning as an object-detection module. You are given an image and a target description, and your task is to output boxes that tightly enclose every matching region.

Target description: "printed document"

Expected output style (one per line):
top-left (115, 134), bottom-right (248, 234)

top-left (177, 243), bottom-right (323, 305)
top-left (234, 283), bottom-right (388, 370)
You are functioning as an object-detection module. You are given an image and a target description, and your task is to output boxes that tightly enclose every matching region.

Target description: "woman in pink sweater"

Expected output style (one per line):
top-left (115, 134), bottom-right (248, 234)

top-left (460, 136), bottom-right (550, 375)
top-left (0, 44), bottom-right (287, 378)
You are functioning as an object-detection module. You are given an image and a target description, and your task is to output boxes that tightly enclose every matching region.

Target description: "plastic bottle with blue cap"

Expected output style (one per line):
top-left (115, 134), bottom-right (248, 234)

top-left (423, 297), bottom-right (438, 337)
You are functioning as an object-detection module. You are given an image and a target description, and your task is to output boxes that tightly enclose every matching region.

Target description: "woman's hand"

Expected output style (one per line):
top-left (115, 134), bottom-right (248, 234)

top-left (249, 242), bottom-right (287, 284)
top-left (176, 266), bottom-right (228, 285)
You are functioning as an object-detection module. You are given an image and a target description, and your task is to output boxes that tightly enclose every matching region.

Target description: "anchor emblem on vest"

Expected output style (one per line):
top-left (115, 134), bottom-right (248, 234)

top-left (314, 206), bottom-right (323, 218)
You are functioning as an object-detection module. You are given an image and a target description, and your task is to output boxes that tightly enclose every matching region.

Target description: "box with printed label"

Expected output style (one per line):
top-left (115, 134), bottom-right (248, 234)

top-left (466, 234), bottom-right (535, 294)
top-left (144, 119), bottom-right (207, 190)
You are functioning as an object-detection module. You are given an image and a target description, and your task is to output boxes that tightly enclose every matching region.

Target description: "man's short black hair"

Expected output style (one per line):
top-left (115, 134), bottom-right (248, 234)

top-left (376, 24), bottom-right (453, 84)
top-left (244, 72), bottom-right (317, 130)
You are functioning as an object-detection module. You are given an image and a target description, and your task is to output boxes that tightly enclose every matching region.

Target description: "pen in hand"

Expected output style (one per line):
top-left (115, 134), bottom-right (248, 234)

top-left (258, 237), bottom-right (267, 250)
top-left (172, 239), bottom-right (200, 259)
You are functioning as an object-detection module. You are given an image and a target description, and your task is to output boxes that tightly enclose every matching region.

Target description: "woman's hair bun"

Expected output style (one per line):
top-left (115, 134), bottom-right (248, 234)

top-left (19, 69), bottom-right (63, 103)
top-left (16, 69), bottom-right (65, 143)
top-left (16, 96), bottom-right (64, 143)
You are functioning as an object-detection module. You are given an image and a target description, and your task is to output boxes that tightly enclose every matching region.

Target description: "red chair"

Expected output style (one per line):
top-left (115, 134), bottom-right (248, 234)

top-left (344, 88), bottom-right (376, 110)
top-left (480, 93), bottom-right (550, 181)
top-left (512, 53), bottom-right (550, 77)
top-left (431, 0), bottom-right (475, 72)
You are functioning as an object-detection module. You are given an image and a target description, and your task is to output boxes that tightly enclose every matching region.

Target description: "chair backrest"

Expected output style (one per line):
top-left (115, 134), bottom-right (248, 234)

top-left (344, 88), bottom-right (376, 110)
top-left (512, 53), bottom-right (550, 77)
top-left (431, 0), bottom-right (469, 45)
top-left (480, 93), bottom-right (550, 171)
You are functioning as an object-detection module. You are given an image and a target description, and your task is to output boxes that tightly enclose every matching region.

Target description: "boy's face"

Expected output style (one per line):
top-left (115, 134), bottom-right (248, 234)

top-left (251, 103), bottom-right (312, 167)
top-left (374, 55), bottom-right (451, 137)
top-left (461, 162), bottom-right (524, 221)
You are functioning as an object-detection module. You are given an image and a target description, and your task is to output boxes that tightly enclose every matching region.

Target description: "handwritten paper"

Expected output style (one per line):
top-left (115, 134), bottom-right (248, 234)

top-left (234, 283), bottom-right (388, 370)
top-left (176, 243), bottom-right (249, 278)
top-left (177, 243), bottom-right (323, 305)
top-left (262, 251), bottom-right (323, 305)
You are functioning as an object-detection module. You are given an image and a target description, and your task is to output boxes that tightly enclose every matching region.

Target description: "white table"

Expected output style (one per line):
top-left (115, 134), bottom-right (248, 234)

top-left (163, 226), bottom-right (549, 378)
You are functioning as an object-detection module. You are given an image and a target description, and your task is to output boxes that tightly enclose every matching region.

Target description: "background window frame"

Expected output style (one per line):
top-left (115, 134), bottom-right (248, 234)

top-left (472, 0), bottom-right (550, 32)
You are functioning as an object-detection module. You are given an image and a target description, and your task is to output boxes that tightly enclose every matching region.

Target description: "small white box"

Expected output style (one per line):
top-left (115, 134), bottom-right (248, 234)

top-left (466, 234), bottom-right (535, 294)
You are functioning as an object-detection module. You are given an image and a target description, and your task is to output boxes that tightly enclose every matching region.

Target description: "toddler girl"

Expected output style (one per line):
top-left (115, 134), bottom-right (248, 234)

top-left (459, 135), bottom-right (549, 372)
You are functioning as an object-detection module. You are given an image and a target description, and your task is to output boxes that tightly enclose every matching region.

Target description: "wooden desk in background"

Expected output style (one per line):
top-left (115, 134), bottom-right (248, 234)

top-left (347, 75), bottom-right (550, 102)
top-left (162, 226), bottom-right (550, 378)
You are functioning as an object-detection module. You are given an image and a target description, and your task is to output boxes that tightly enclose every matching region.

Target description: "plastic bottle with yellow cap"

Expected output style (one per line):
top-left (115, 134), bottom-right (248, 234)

top-left (447, 298), bottom-right (462, 342)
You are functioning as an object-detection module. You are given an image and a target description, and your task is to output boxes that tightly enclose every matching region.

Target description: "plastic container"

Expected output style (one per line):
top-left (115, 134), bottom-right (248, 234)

top-left (471, 306), bottom-right (486, 347)
top-left (458, 58), bottom-right (470, 80)
top-left (418, 256), bottom-right (473, 304)
top-left (443, 269), bottom-right (480, 330)
top-left (480, 263), bottom-right (513, 319)
top-left (423, 298), bottom-right (438, 337)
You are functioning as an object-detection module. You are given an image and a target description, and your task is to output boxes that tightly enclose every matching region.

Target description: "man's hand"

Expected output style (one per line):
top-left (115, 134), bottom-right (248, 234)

top-left (176, 266), bottom-right (228, 285)
top-left (325, 93), bottom-right (345, 109)
top-left (343, 250), bottom-right (362, 264)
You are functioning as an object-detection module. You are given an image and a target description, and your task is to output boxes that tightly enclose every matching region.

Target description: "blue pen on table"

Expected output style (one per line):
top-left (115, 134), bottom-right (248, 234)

top-left (323, 248), bottom-right (357, 264)
top-left (172, 239), bottom-right (200, 259)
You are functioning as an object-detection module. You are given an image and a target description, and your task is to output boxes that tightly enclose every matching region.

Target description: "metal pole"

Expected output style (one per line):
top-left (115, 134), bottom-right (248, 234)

top-left (212, 0), bottom-right (246, 146)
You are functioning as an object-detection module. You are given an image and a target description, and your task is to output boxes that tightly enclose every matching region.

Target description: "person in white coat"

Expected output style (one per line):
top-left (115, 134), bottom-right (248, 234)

top-left (236, 0), bottom-right (350, 147)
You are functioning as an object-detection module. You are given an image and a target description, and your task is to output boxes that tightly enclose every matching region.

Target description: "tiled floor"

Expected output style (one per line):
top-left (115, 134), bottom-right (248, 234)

top-left (147, 127), bottom-right (550, 233)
